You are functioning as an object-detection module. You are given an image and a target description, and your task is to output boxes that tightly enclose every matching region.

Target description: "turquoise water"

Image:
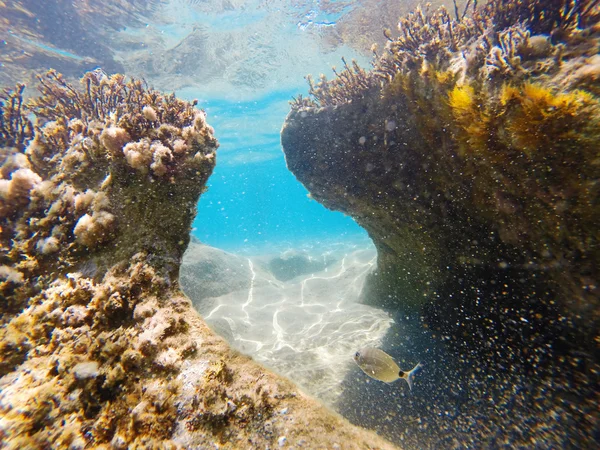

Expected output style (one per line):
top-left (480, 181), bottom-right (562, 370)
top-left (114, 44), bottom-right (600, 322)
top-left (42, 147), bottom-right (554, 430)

top-left (188, 91), bottom-right (367, 251)
top-left (142, 0), bottom-right (372, 251)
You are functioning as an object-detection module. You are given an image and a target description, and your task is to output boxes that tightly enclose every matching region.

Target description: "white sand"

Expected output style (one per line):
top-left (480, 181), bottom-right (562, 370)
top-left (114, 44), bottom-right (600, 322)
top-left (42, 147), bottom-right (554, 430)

top-left (181, 239), bottom-right (392, 405)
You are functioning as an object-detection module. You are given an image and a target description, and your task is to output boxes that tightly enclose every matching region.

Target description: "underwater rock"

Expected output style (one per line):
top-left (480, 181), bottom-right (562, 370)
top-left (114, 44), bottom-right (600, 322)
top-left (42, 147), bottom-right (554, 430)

top-left (180, 239), bottom-right (253, 302)
top-left (283, 0), bottom-right (600, 318)
top-left (0, 72), bottom-right (396, 449)
top-left (282, 1), bottom-right (599, 447)
top-left (266, 250), bottom-right (337, 282)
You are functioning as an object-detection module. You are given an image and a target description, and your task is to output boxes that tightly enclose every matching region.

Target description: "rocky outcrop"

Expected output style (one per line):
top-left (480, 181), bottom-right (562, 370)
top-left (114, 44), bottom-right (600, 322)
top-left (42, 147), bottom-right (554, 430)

top-left (281, 1), bottom-right (600, 447)
top-left (0, 72), bottom-right (396, 449)
top-left (283, 0), bottom-right (600, 321)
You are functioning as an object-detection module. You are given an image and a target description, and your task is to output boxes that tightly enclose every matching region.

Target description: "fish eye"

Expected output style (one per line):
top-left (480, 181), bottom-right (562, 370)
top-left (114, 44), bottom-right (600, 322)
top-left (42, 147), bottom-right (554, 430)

top-left (354, 351), bottom-right (360, 358)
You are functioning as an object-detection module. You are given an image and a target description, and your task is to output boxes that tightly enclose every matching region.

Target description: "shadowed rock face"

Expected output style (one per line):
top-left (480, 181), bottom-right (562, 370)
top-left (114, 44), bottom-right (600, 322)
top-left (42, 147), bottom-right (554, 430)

top-left (281, 2), bottom-right (600, 447)
top-left (281, 96), bottom-right (490, 312)
top-left (282, 95), bottom-right (542, 319)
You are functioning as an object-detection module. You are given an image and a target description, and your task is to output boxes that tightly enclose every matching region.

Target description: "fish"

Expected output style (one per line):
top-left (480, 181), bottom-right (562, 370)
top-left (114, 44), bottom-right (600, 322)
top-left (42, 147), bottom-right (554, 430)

top-left (353, 347), bottom-right (422, 390)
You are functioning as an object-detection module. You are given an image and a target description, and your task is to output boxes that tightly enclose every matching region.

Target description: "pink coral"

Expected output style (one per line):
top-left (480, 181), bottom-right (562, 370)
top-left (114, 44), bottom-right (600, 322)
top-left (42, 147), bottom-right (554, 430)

top-left (0, 265), bottom-right (24, 283)
top-left (36, 236), bottom-right (60, 255)
top-left (150, 142), bottom-right (172, 176)
top-left (0, 168), bottom-right (42, 216)
top-left (142, 106), bottom-right (158, 122)
top-left (100, 126), bottom-right (131, 155)
top-left (73, 211), bottom-right (115, 247)
top-left (123, 139), bottom-right (153, 172)
top-left (172, 139), bottom-right (188, 154)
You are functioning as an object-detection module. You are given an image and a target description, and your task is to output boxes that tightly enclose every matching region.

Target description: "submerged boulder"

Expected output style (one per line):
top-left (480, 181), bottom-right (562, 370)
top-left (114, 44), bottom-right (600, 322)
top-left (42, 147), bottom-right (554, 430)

top-left (0, 72), bottom-right (396, 449)
top-left (266, 250), bottom-right (337, 281)
top-left (180, 238), bottom-right (253, 302)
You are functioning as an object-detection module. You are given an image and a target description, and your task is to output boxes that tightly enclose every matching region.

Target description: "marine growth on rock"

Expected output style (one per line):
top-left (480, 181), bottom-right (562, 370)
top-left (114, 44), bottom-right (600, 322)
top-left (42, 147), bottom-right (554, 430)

top-left (0, 70), bottom-right (397, 449)
top-left (282, 0), bottom-right (599, 447)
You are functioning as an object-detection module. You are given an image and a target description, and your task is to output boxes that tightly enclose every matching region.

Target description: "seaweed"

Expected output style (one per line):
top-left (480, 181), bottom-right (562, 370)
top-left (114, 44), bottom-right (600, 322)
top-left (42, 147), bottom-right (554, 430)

top-left (0, 84), bottom-right (33, 151)
top-left (293, 0), bottom-right (600, 109)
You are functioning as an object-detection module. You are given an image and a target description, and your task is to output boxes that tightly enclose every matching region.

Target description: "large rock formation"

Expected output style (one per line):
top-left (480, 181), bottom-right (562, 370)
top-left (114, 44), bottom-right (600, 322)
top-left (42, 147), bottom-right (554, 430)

top-left (282, 1), bottom-right (599, 447)
top-left (0, 72), bottom-right (396, 449)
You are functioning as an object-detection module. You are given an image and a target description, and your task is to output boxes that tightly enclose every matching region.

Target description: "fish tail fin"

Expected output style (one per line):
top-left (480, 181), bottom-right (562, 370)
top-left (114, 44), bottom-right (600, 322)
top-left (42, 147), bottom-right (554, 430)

top-left (404, 362), bottom-right (423, 391)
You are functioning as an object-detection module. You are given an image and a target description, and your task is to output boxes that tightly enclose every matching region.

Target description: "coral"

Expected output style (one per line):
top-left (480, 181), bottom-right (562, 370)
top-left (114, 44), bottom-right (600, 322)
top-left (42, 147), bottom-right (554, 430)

top-left (0, 265), bottom-right (24, 284)
top-left (0, 168), bottom-right (42, 217)
top-left (72, 211), bottom-right (115, 247)
top-left (293, 0), bottom-right (600, 109)
top-left (143, 105), bottom-right (159, 122)
top-left (10, 69), bottom-right (220, 272)
top-left (0, 72), bottom-right (396, 449)
top-left (99, 126), bottom-right (131, 155)
top-left (35, 236), bottom-right (60, 255)
top-left (0, 72), bottom-right (215, 447)
top-left (72, 361), bottom-right (100, 380)
top-left (303, 57), bottom-right (380, 107)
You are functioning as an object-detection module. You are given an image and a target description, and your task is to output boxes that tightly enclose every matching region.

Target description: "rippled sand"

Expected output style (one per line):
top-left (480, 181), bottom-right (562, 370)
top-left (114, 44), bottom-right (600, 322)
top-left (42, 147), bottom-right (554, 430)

top-left (181, 239), bottom-right (393, 405)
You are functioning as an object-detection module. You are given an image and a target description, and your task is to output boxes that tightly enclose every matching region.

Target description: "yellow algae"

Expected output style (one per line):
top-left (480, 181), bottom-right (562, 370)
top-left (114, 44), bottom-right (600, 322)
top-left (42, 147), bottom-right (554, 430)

top-left (435, 69), bottom-right (454, 85)
top-left (448, 84), bottom-right (476, 115)
top-left (498, 82), bottom-right (600, 154)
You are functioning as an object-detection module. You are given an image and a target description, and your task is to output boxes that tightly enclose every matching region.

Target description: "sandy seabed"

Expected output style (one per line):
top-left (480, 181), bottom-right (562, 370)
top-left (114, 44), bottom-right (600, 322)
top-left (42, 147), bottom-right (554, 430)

top-left (181, 237), bottom-right (393, 405)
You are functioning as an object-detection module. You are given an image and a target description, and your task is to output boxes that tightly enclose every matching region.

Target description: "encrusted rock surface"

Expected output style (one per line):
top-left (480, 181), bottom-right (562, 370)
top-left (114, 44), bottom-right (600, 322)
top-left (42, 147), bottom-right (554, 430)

top-left (282, 0), bottom-right (600, 325)
top-left (282, 1), bottom-right (600, 447)
top-left (0, 72), bottom-right (397, 449)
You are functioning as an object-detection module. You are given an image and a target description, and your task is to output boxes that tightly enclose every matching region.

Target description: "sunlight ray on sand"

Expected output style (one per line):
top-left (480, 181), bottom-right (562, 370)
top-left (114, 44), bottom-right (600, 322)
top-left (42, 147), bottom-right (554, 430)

top-left (181, 239), bottom-right (393, 405)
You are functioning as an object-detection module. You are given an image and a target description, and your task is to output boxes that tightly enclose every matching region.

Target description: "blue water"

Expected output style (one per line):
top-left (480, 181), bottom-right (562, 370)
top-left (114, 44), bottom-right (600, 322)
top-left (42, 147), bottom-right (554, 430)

top-left (8, 0), bottom-right (368, 252)
top-left (187, 90), bottom-right (367, 251)
top-left (129, 0), bottom-right (371, 251)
